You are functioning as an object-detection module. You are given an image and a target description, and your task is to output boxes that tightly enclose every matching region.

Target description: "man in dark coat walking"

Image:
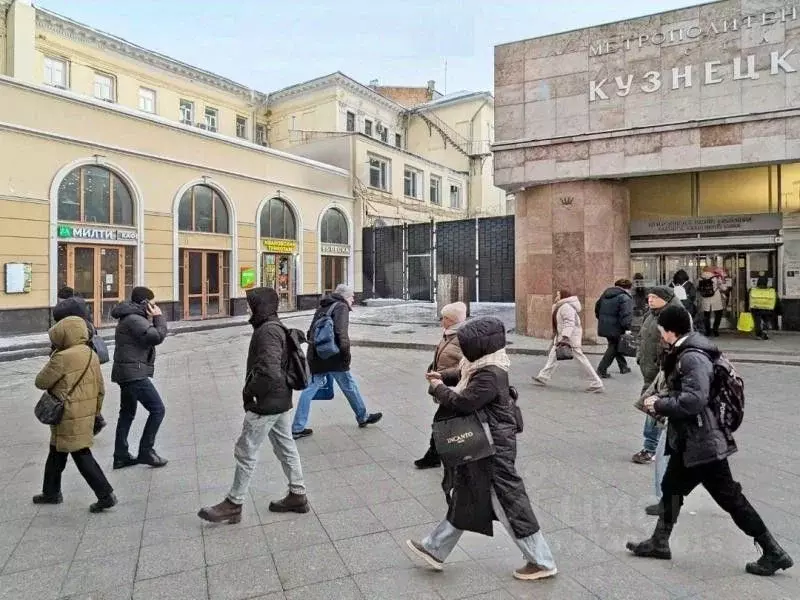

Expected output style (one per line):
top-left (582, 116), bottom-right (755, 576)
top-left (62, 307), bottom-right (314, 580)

top-left (407, 317), bottom-right (557, 582)
top-left (291, 284), bottom-right (381, 439)
top-left (110, 286), bottom-right (168, 469)
top-left (594, 278), bottom-right (634, 378)
top-left (198, 287), bottom-right (309, 524)
top-left (627, 305), bottom-right (793, 577)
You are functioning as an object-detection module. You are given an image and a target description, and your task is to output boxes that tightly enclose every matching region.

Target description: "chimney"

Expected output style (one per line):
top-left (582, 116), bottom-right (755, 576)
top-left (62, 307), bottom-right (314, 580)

top-left (427, 80), bottom-right (436, 92)
top-left (369, 79), bottom-right (379, 88)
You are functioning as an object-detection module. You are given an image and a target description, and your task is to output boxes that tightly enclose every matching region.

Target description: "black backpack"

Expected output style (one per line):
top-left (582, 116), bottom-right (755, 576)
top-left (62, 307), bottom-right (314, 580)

top-left (698, 278), bottom-right (715, 298)
top-left (268, 323), bottom-right (310, 391)
top-left (684, 350), bottom-right (745, 434)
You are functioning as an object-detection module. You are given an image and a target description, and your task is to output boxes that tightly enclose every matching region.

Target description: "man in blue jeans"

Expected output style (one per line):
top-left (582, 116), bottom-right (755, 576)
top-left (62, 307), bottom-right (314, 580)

top-left (110, 287), bottom-right (169, 469)
top-left (292, 284), bottom-right (382, 439)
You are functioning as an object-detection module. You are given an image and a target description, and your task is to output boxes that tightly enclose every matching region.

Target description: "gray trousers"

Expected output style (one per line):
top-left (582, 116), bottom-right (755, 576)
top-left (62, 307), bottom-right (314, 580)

top-left (422, 489), bottom-right (556, 570)
top-left (227, 410), bottom-right (306, 505)
top-left (654, 426), bottom-right (668, 500)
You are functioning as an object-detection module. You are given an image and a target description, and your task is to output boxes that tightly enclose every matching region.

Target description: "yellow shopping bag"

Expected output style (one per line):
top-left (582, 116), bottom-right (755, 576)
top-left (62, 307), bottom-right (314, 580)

top-left (737, 311), bottom-right (754, 333)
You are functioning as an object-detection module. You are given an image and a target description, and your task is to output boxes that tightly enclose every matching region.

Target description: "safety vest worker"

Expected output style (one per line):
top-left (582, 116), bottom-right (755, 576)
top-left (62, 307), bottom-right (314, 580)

top-left (749, 287), bottom-right (777, 311)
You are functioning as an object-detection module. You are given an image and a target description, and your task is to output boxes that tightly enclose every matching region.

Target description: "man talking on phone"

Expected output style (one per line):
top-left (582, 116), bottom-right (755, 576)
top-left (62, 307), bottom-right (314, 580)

top-left (110, 286), bottom-right (169, 469)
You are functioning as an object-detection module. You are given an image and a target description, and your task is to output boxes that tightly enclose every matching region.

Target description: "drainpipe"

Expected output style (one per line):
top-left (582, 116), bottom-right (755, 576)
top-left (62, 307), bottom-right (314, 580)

top-left (467, 99), bottom-right (490, 214)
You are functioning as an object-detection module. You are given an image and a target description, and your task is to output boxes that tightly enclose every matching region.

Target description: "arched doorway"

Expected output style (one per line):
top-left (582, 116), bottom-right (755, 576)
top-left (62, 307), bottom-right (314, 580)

top-left (259, 197), bottom-right (298, 311)
top-left (54, 163), bottom-right (139, 325)
top-left (176, 182), bottom-right (232, 319)
top-left (319, 207), bottom-right (350, 294)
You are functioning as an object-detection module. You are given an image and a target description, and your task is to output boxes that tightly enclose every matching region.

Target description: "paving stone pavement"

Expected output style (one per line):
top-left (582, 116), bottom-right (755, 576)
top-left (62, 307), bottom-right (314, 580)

top-left (0, 326), bottom-right (799, 599)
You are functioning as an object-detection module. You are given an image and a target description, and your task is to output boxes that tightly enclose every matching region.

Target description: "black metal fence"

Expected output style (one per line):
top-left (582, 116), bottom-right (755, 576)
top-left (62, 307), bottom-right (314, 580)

top-left (361, 216), bottom-right (515, 302)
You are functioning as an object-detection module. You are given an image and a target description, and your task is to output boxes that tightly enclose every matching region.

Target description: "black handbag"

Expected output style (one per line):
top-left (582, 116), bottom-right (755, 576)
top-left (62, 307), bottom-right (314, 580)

top-left (509, 385), bottom-right (523, 434)
top-left (432, 411), bottom-right (495, 468)
top-left (34, 354), bottom-right (92, 426)
top-left (618, 332), bottom-right (639, 358)
top-left (90, 336), bottom-right (110, 364)
top-left (555, 342), bottom-right (574, 361)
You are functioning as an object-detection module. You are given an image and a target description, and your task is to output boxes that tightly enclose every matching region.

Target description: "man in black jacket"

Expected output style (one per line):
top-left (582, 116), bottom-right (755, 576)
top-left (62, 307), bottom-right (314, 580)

top-left (291, 284), bottom-right (382, 439)
top-left (594, 278), bottom-right (634, 378)
top-left (110, 286), bottom-right (168, 469)
top-left (627, 305), bottom-right (793, 577)
top-left (198, 287), bottom-right (308, 524)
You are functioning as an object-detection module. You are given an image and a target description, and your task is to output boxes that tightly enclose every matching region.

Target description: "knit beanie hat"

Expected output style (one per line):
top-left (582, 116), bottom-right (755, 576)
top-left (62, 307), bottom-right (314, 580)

top-left (657, 304), bottom-right (692, 336)
top-left (648, 286), bottom-right (674, 303)
top-left (131, 286), bottom-right (155, 304)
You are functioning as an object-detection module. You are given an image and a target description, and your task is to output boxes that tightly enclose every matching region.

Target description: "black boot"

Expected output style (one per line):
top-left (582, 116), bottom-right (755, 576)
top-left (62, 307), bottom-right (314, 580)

top-left (746, 531), bottom-right (793, 575)
top-left (626, 518), bottom-right (673, 560)
top-left (414, 446), bottom-right (441, 470)
top-left (90, 493), bottom-right (117, 513)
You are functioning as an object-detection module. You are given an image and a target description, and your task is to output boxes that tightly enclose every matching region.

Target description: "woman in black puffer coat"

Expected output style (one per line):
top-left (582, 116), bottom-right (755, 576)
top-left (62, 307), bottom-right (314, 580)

top-left (406, 316), bottom-right (557, 582)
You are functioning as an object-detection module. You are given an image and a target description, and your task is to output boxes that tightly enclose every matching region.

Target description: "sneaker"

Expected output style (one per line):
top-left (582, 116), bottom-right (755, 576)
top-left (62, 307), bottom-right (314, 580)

top-left (406, 539), bottom-right (443, 571)
top-left (359, 413), bottom-right (383, 428)
top-left (532, 376), bottom-right (547, 386)
top-left (292, 428), bottom-right (313, 440)
top-left (513, 562), bottom-right (558, 581)
top-left (632, 450), bottom-right (655, 464)
top-left (113, 454), bottom-right (138, 470)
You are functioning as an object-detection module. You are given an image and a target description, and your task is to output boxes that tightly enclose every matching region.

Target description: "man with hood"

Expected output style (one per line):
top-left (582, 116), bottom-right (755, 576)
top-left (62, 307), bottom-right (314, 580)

top-left (748, 275), bottom-right (780, 340)
top-left (414, 301), bottom-right (467, 469)
top-left (627, 305), bottom-right (793, 577)
top-left (632, 286), bottom-right (685, 465)
top-left (291, 284), bottom-right (382, 439)
top-left (594, 278), bottom-right (634, 378)
top-left (198, 287), bottom-right (309, 524)
top-left (110, 286), bottom-right (168, 469)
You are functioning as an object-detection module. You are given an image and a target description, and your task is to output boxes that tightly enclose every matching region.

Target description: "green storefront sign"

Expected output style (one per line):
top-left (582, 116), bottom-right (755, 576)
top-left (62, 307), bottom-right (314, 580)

top-left (57, 224), bottom-right (137, 241)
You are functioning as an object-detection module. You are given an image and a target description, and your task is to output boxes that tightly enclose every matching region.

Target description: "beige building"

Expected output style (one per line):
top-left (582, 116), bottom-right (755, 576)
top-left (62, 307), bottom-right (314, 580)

top-left (266, 73), bottom-right (508, 225)
top-left (494, 0), bottom-right (800, 337)
top-left (0, 0), bottom-right (357, 334)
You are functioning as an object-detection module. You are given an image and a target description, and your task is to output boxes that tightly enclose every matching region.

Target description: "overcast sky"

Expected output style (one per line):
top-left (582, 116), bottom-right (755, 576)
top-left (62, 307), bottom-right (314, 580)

top-left (35, 0), bottom-right (699, 94)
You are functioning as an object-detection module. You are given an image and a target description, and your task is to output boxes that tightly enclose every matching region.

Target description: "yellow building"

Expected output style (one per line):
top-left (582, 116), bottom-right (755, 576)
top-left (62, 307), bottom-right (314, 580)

top-left (266, 73), bottom-right (509, 225)
top-left (0, 0), bottom-right (356, 334)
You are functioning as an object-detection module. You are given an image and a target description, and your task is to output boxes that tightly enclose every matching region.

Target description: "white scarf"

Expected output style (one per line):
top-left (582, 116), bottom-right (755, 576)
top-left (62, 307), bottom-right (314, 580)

top-left (453, 348), bottom-right (510, 395)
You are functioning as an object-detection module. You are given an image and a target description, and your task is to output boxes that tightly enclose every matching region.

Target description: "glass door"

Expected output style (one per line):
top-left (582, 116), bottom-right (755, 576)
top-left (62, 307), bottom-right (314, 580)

top-left (100, 247), bottom-right (122, 324)
top-left (182, 250), bottom-right (225, 319)
top-left (321, 256), bottom-right (346, 295)
top-left (73, 247), bottom-right (96, 323)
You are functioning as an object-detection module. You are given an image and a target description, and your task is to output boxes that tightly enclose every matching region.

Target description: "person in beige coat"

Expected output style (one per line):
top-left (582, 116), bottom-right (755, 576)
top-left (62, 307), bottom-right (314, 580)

top-left (534, 290), bottom-right (604, 393)
top-left (34, 316), bottom-right (116, 512)
top-left (414, 301), bottom-right (467, 469)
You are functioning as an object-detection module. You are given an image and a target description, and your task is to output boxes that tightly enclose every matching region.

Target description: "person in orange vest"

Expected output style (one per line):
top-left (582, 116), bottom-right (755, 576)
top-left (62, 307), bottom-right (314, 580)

top-left (748, 276), bottom-right (780, 341)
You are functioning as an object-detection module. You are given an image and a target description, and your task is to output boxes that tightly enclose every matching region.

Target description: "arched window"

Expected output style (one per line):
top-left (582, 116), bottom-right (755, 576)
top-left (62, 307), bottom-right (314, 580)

top-left (260, 198), bottom-right (296, 240)
top-left (320, 208), bottom-right (348, 244)
top-left (178, 185), bottom-right (229, 234)
top-left (57, 165), bottom-right (135, 226)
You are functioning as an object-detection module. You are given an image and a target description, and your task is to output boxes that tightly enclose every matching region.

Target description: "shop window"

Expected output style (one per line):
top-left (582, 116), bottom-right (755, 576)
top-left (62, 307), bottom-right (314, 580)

top-left (321, 208), bottom-right (348, 244)
top-left (260, 198), bottom-right (296, 240)
top-left (629, 173), bottom-right (692, 220)
top-left (780, 162), bottom-right (800, 213)
top-left (57, 165), bottom-right (135, 226)
top-left (698, 167), bottom-right (771, 215)
top-left (178, 184), bottom-right (229, 233)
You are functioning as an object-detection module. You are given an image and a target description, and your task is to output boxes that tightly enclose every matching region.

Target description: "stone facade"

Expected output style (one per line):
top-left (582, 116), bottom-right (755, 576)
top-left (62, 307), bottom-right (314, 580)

top-left (494, 0), bottom-right (800, 188)
top-left (515, 181), bottom-right (629, 339)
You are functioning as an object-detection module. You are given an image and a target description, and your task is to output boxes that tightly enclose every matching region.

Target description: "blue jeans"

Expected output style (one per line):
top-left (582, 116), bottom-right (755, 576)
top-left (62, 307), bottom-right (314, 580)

top-left (292, 371), bottom-right (368, 433)
top-left (114, 378), bottom-right (165, 459)
top-left (643, 415), bottom-right (660, 454)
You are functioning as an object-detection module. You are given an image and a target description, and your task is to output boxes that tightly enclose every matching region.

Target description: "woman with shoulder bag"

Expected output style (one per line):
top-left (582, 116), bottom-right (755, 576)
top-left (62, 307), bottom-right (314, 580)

top-left (33, 316), bottom-right (116, 512)
top-left (533, 290), bottom-right (604, 393)
top-left (406, 317), bottom-right (557, 582)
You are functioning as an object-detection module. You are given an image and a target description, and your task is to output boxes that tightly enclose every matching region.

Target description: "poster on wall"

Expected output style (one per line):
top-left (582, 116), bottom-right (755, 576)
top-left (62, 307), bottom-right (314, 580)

top-left (786, 262), bottom-right (800, 298)
top-left (4, 263), bottom-right (32, 294)
top-left (239, 267), bottom-right (256, 290)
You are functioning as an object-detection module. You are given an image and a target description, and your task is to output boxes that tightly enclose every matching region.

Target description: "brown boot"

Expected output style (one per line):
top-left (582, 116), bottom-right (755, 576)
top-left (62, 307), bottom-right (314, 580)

top-left (268, 492), bottom-right (309, 514)
top-left (197, 498), bottom-right (242, 524)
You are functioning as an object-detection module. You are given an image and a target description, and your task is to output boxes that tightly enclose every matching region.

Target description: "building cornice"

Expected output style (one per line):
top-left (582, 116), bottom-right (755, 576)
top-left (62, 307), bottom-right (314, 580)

top-left (34, 7), bottom-right (268, 104)
top-left (268, 72), bottom-right (405, 114)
